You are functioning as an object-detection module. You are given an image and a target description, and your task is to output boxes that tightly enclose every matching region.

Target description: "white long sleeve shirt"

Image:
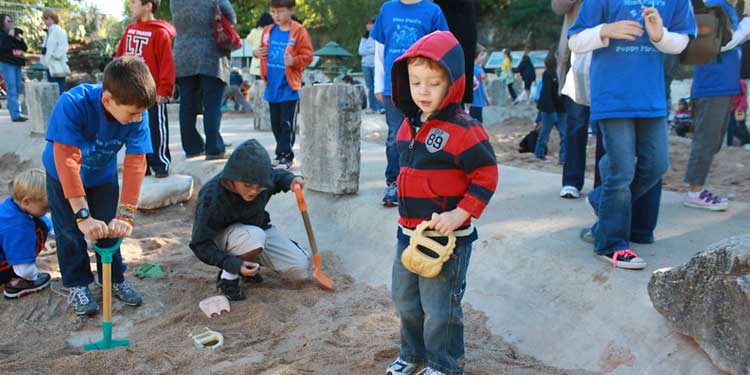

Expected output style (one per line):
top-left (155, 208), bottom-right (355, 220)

top-left (569, 25), bottom-right (690, 55)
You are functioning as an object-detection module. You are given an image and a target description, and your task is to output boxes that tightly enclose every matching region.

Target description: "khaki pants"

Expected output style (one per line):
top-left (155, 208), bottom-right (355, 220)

top-left (215, 224), bottom-right (312, 281)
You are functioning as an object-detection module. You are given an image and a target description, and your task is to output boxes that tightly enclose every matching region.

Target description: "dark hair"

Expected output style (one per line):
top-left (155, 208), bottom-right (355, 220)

top-left (0, 14), bottom-right (11, 33)
top-left (342, 75), bottom-right (354, 84)
top-left (521, 54), bottom-right (531, 63)
top-left (544, 52), bottom-right (557, 71)
top-left (363, 18), bottom-right (374, 39)
top-left (256, 12), bottom-right (274, 28)
top-left (102, 56), bottom-right (156, 108)
top-left (504, 49), bottom-right (511, 58)
top-left (270, 0), bottom-right (295, 8)
top-left (140, 0), bottom-right (161, 13)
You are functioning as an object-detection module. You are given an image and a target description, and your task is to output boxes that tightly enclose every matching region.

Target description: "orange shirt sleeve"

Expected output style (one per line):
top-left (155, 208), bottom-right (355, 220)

top-left (120, 153), bottom-right (146, 207)
top-left (53, 142), bottom-right (85, 199)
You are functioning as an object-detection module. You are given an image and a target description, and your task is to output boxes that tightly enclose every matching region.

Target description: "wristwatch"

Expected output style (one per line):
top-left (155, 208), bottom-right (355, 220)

top-left (75, 208), bottom-right (91, 222)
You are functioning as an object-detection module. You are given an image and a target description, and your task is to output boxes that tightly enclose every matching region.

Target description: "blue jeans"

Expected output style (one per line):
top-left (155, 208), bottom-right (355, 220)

top-left (362, 66), bottom-right (382, 111)
top-left (726, 116), bottom-right (750, 146)
top-left (0, 62), bottom-right (23, 120)
top-left (177, 74), bottom-right (227, 156)
top-left (563, 97), bottom-right (604, 190)
top-left (384, 96), bottom-right (404, 184)
top-left (535, 111), bottom-right (567, 161)
top-left (46, 174), bottom-right (126, 287)
top-left (46, 72), bottom-right (66, 93)
top-left (392, 240), bottom-right (472, 375)
top-left (589, 117), bottom-right (669, 255)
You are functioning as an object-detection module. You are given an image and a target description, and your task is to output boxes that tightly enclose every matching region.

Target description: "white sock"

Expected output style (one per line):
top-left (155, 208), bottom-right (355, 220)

top-left (688, 191), bottom-right (702, 199)
top-left (220, 270), bottom-right (239, 280)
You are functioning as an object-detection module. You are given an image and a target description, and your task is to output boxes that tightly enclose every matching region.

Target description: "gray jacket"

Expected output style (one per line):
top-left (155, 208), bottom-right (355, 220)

top-left (171, 0), bottom-right (236, 83)
top-left (552, 0), bottom-right (582, 95)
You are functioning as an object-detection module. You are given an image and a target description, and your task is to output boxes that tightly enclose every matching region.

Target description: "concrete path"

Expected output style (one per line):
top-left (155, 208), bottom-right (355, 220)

top-left (4, 105), bottom-right (745, 374)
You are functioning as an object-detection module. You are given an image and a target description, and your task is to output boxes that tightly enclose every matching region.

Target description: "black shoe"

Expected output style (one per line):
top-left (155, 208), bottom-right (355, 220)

top-left (12, 116), bottom-right (28, 122)
top-left (4, 273), bottom-right (52, 299)
top-left (242, 273), bottom-right (263, 284)
top-left (154, 170), bottom-right (169, 178)
top-left (276, 156), bottom-right (293, 170)
top-left (217, 277), bottom-right (245, 301)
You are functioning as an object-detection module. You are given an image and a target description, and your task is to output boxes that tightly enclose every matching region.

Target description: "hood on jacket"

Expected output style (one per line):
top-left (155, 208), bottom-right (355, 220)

top-left (391, 30), bottom-right (465, 120)
top-left (136, 19), bottom-right (176, 39)
top-left (219, 139), bottom-right (274, 189)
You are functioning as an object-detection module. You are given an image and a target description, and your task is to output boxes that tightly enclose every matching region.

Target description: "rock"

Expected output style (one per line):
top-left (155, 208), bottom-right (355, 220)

top-left (298, 83), bottom-right (363, 194)
top-left (136, 174), bottom-right (194, 210)
top-left (26, 81), bottom-right (60, 135)
top-left (250, 80), bottom-right (271, 131)
top-left (648, 235), bottom-right (750, 375)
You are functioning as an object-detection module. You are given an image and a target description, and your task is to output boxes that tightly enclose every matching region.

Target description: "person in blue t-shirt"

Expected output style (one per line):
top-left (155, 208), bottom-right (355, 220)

top-left (43, 57), bottom-right (155, 315)
top-left (371, 0), bottom-right (449, 207)
top-left (683, 0), bottom-right (740, 212)
top-left (470, 44), bottom-right (489, 123)
top-left (0, 169), bottom-right (52, 299)
top-left (569, 0), bottom-right (696, 270)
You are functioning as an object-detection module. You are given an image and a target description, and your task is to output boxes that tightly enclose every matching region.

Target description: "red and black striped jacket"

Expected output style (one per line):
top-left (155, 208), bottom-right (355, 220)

top-left (390, 31), bottom-right (498, 237)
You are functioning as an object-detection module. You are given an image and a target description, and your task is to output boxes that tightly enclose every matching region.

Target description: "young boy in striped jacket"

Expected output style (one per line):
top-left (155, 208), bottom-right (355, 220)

top-left (386, 31), bottom-right (498, 375)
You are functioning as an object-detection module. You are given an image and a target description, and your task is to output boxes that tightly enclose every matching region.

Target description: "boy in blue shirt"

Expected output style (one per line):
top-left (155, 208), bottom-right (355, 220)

top-left (371, 0), bottom-right (449, 207)
top-left (1, 169), bottom-right (52, 299)
top-left (683, 0), bottom-right (740, 211)
top-left (254, 0), bottom-right (313, 170)
top-left (43, 56), bottom-right (155, 315)
top-left (469, 44), bottom-right (489, 123)
top-left (569, 0), bottom-right (696, 269)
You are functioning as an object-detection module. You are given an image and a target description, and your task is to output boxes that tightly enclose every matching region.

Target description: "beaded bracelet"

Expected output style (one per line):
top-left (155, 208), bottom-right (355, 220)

top-left (117, 204), bottom-right (137, 226)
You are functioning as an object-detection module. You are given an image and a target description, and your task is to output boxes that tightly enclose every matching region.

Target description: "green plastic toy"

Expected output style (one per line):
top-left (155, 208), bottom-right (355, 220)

top-left (84, 238), bottom-right (130, 351)
top-left (135, 263), bottom-right (163, 279)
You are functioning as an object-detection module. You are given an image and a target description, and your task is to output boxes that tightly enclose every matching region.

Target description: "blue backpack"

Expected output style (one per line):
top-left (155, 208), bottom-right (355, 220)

top-left (533, 79), bottom-right (543, 102)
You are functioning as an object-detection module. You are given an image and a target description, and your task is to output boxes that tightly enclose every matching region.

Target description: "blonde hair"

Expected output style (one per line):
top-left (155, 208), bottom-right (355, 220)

top-left (407, 56), bottom-right (447, 76)
top-left (42, 9), bottom-right (59, 24)
top-left (12, 169), bottom-right (47, 203)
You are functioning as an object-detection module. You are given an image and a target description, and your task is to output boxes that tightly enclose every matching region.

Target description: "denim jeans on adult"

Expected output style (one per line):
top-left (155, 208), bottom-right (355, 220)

top-left (562, 97), bottom-right (596, 190)
top-left (46, 71), bottom-right (66, 94)
top-left (384, 96), bottom-right (404, 184)
top-left (269, 100), bottom-right (299, 160)
top-left (0, 62), bottom-right (23, 120)
top-left (535, 111), bottom-right (567, 161)
top-left (46, 174), bottom-right (126, 287)
top-left (392, 240), bottom-right (472, 375)
top-left (590, 117), bottom-right (669, 255)
top-left (362, 66), bottom-right (382, 111)
top-left (177, 74), bottom-right (227, 156)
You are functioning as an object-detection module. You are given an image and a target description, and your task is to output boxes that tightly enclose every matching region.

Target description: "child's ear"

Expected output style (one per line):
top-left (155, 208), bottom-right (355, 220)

top-left (101, 91), bottom-right (113, 106)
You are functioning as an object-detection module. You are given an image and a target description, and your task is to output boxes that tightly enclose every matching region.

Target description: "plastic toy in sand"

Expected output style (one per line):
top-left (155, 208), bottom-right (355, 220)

top-left (199, 295), bottom-right (231, 318)
top-left (400, 213), bottom-right (457, 278)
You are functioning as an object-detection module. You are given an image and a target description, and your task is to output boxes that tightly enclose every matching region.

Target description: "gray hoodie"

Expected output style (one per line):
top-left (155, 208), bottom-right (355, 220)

top-left (189, 140), bottom-right (296, 274)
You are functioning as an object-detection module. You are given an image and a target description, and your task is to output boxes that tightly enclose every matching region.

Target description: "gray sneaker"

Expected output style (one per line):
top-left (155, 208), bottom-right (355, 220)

top-left (112, 281), bottom-right (142, 306)
top-left (68, 286), bottom-right (99, 315)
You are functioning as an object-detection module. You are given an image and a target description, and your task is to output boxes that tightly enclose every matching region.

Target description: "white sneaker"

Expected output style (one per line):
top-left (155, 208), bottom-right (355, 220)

top-left (684, 190), bottom-right (728, 211)
top-left (559, 185), bottom-right (581, 199)
top-left (416, 368), bottom-right (446, 375)
top-left (386, 358), bottom-right (420, 375)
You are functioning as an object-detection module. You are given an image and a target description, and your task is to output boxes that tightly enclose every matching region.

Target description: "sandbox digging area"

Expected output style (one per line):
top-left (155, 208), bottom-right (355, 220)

top-left (0, 155), bottom-right (590, 375)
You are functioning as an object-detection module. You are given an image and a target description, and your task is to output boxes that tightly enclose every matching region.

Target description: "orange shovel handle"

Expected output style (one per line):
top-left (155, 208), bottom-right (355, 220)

top-left (294, 184), bottom-right (307, 212)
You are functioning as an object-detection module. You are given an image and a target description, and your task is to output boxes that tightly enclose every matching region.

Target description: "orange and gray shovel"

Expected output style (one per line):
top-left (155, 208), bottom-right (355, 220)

top-left (293, 185), bottom-right (335, 291)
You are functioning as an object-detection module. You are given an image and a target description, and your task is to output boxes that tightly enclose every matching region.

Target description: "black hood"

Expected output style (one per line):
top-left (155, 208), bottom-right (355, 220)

top-left (219, 139), bottom-right (274, 188)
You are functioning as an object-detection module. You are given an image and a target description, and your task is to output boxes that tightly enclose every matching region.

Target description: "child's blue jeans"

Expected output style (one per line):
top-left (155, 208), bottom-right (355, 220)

top-left (392, 240), bottom-right (473, 375)
top-left (535, 111), bottom-right (567, 161)
top-left (589, 117), bottom-right (669, 255)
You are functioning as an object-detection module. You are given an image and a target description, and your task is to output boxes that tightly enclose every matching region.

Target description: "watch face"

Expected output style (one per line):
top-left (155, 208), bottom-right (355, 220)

top-left (76, 208), bottom-right (90, 219)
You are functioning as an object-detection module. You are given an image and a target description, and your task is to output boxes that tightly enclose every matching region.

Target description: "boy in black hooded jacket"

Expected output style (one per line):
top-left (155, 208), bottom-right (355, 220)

top-left (189, 139), bottom-right (311, 300)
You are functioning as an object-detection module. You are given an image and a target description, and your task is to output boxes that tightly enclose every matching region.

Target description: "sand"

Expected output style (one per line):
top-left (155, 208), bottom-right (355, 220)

top-left (0, 154), bottom-right (592, 375)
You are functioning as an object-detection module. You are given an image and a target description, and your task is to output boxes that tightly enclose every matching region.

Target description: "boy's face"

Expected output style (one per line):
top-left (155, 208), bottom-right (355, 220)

top-left (21, 197), bottom-right (48, 218)
top-left (232, 181), bottom-right (267, 202)
top-left (408, 62), bottom-right (450, 117)
top-left (102, 91), bottom-right (148, 125)
top-left (270, 6), bottom-right (294, 26)
top-left (129, 0), bottom-right (150, 19)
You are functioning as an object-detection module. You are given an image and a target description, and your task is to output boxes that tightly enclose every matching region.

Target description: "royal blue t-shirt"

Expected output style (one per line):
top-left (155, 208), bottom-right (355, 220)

top-left (371, 0), bottom-right (449, 97)
top-left (569, 0), bottom-right (696, 120)
top-left (472, 65), bottom-right (486, 107)
top-left (264, 26), bottom-right (299, 103)
top-left (42, 84), bottom-right (152, 187)
top-left (0, 197), bottom-right (41, 265)
top-left (692, 0), bottom-right (740, 99)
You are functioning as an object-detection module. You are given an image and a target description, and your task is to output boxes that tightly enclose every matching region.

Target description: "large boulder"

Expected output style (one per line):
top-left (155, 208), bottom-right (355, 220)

top-left (136, 174), bottom-right (194, 210)
top-left (648, 235), bottom-right (750, 375)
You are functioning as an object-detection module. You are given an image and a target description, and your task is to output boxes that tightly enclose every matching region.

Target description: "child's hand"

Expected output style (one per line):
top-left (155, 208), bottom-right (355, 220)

top-left (642, 7), bottom-right (664, 42)
top-left (430, 208), bottom-right (471, 236)
top-left (239, 261), bottom-right (260, 277)
top-left (601, 20), bottom-right (643, 41)
top-left (284, 53), bottom-right (295, 66)
top-left (291, 177), bottom-right (305, 191)
top-left (254, 47), bottom-right (268, 58)
top-left (107, 218), bottom-right (133, 238)
top-left (375, 92), bottom-right (384, 104)
top-left (77, 218), bottom-right (109, 242)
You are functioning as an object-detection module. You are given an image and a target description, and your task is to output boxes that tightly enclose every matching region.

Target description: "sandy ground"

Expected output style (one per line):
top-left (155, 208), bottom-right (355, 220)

top-left (0, 154), bottom-right (592, 375)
